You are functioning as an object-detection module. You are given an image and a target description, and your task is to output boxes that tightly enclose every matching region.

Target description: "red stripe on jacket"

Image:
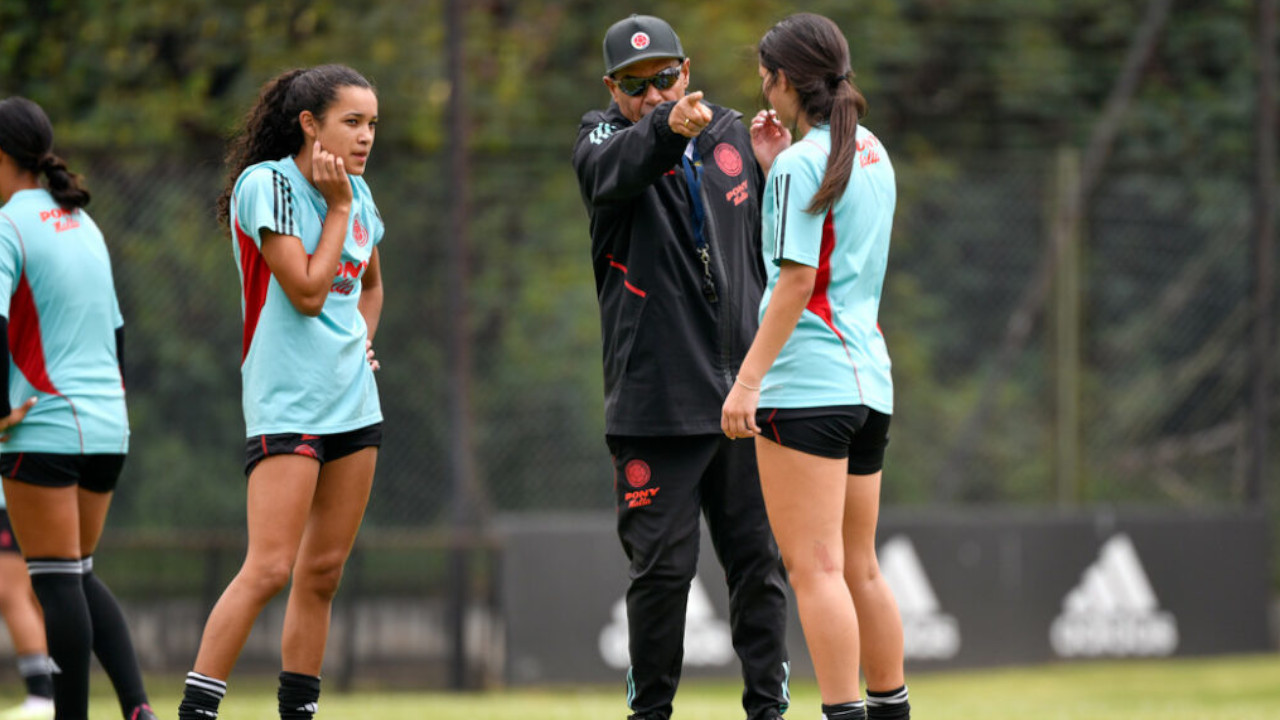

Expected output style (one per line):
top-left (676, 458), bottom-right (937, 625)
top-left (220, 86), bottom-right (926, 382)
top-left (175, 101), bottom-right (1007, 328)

top-left (605, 254), bottom-right (646, 297)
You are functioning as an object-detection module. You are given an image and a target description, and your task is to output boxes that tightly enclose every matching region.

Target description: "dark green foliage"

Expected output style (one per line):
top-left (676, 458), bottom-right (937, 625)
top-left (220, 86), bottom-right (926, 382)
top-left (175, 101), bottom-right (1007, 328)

top-left (0, 1), bottom-right (1271, 528)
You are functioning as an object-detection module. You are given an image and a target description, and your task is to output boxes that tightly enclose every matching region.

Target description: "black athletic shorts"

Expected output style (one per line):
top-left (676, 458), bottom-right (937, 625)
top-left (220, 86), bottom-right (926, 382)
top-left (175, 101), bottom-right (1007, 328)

top-left (244, 422), bottom-right (383, 475)
top-left (0, 452), bottom-right (125, 492)
top-left (0, 510), bottom-right (19, 555)
top-left (756, 405), bottom-right (891, 475)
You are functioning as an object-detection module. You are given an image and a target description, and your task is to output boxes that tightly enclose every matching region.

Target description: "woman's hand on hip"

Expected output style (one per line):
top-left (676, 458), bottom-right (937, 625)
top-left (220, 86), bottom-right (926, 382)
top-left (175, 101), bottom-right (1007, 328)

top-left (0, 397), bottom-right (37, 442)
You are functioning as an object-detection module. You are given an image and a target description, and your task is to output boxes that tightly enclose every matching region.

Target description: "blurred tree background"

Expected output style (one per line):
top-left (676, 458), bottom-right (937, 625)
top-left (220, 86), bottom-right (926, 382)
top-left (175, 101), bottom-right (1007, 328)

top-left (0, 0), bottom-right (1273, 534)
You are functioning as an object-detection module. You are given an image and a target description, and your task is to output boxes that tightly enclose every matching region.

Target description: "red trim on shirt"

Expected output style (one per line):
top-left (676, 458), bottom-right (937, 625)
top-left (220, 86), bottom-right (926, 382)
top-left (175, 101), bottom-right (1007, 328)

top-left (4, 219), bottom-right (83, 451)
top-left (9, 273), bottom-right (57, 396)
top-left (805, 210), bottom-right (863, 401)
top-left (236, 221), bottom-right (272, 363)
top-left (800, 138), bottom-right (829, 157)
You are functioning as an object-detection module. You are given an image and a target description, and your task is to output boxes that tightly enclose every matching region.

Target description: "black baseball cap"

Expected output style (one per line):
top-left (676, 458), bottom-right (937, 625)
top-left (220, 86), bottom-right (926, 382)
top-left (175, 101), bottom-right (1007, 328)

top-left (603, 14), bottom-right (685, 76)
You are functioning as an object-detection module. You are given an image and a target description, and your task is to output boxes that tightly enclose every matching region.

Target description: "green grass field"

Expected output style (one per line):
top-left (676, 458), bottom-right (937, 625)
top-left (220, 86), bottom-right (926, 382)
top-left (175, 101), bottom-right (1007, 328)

top-left (21, 654), bottom-right (1278, 720)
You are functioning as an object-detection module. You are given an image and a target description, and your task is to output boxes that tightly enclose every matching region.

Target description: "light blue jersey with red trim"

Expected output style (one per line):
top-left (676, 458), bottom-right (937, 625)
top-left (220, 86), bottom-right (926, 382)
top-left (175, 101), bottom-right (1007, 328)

top-left (759, 125), bottom-right (894, 413)
top-left (0, 189), bottom-right (128, 453)
top-left (230, 157), bottom-right (383, 437)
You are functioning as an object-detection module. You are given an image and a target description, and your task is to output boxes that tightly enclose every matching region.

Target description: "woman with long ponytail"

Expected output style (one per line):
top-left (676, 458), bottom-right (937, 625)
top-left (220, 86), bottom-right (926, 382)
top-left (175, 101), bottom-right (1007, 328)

top-left (0, 96), bottom-right (158, 720)
top-left (722, 14), bottom-right (910, 720)
top-left (180, 64), bottom-right (386, 720)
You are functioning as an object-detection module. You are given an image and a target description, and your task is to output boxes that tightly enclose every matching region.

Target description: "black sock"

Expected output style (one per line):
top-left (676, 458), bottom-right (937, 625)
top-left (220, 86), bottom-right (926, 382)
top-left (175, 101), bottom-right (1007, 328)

top-left (16, 653), bottom-right (54, 700)
top-left (278, 671), bottom-right (321, 720)
top-left (178, 672), bottom-right (226, 720)
top-left (822, 700), bottom-right (867, 720)
top-left (28, 558), bottom-right (91, 720)
top-left (866, 685), bottom-right (910, 720)
top-left (82, 557), bottom-right (150, 718)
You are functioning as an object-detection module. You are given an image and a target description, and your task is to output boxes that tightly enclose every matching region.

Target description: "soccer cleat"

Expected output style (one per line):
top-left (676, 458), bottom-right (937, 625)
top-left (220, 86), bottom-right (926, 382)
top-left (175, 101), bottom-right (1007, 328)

top-left (129, 703), bottom-right (160, 720)
top-left (0, 697), bottom-right (54, 720)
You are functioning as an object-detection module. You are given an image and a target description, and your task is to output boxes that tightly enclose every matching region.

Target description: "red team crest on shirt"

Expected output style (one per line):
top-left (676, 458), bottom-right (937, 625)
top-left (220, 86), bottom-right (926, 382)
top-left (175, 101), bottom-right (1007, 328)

top-left (631, 32), bottom-right (650, 50)
top-left (353, 216), bottom-right (369, 247)
top-left (714, 143), bottom-right (743, 177)
top-left (625, 459), bottom-right (651, 488)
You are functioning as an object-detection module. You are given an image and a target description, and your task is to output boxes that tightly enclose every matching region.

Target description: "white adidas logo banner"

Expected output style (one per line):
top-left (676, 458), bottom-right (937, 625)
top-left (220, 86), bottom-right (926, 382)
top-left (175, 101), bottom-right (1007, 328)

top-left (598, 575), bottom-right (735, 669)
top-left (1050, 533), bottom-right (1179, 657)
top-left (879, 535), bottom-right (960, 660)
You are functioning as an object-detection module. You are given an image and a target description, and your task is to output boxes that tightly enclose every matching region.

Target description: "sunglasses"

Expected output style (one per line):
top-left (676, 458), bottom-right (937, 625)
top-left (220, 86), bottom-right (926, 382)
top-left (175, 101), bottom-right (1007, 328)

top-left (614, 66), bottom-right (681, 97)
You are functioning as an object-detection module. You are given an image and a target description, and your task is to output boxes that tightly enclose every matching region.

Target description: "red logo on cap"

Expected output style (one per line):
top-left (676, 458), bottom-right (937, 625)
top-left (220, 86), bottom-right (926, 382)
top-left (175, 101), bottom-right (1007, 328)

top-left (631, 32), bottom-right (650, 50)
top-left (714, 144), bottom-right (743, 177)
top-left (625, 459), bottom-right (651, 488)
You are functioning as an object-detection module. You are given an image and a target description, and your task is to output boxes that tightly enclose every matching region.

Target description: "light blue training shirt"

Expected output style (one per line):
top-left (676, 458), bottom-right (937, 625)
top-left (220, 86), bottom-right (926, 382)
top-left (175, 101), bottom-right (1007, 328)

top-left (759, 124), bottom-right (895, 414)
top-left (230, 157), bottom-right (384, 436)
top-left (0, 188), bottom-right (128, 453)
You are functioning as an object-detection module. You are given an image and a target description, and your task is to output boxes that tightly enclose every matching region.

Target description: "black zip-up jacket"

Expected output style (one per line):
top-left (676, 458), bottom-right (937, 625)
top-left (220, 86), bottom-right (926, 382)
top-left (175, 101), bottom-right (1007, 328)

top-left (573, 99), bottom-right (766, 436)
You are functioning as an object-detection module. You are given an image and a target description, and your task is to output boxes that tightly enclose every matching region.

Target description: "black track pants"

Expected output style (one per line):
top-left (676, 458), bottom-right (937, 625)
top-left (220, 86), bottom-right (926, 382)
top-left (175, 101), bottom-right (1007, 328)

top-left (608, 434), bottom-right (790, 720)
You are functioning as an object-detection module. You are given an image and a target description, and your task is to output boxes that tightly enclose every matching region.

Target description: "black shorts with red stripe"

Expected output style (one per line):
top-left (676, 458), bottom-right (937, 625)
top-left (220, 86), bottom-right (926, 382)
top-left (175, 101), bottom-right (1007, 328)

top-left (0, 452), bottom-right (125, 492)
top-left (756, 405), bottom-right (891, 475)
top-left (243, 422), bottom-right (382, 475)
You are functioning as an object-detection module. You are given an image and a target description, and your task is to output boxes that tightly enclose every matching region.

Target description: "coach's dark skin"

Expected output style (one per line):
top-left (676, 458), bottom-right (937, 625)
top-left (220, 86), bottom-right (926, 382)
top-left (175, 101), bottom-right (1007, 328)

top-left (603, 57), bottom-right (713, 134)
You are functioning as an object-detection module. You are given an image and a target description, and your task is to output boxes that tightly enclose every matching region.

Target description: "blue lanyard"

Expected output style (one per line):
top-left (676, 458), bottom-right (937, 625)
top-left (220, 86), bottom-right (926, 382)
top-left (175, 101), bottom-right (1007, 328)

top-left (681, 144), bottom-right (706, 251)
top-left (681, 144), bottom-right (718, 302)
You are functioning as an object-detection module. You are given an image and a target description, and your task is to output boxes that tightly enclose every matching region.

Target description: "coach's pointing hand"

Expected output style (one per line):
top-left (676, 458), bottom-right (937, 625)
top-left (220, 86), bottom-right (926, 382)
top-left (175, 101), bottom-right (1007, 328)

top-left (671, 91), bottom-right (713, 138)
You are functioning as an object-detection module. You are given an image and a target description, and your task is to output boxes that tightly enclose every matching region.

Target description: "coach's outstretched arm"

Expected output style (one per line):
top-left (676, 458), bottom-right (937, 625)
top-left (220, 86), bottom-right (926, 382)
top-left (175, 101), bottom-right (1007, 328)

top-left (572, 99), bottom-right (690, 206)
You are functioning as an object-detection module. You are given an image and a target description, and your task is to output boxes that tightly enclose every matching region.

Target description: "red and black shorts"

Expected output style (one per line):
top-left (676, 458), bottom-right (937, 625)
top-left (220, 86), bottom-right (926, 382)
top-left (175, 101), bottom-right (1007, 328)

top-left (0, 510), bottom-right (20, 555)
top-left (756, 405), bottom-right (891, 475)
top-left (244, 422), bottom-right (382, 475)
top-left (0, 452), bottom-right (125, 493)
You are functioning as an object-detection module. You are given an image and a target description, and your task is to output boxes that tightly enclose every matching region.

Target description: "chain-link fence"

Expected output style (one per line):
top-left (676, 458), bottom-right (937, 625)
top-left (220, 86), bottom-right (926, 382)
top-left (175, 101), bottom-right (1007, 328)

top-left (0, 131), bottom-right (1263, 688)
top-left (69, 141), bottom-right (1271, 533)
top-left (890, 153), bottom-right (1260, 506)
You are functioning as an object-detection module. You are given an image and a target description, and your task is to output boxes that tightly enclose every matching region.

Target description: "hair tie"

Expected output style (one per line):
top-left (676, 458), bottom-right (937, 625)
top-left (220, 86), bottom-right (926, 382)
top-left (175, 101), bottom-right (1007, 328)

top-left (828, 73), bottom-right (850, 89)
top-left (37, 153), bottom-right (57, 172)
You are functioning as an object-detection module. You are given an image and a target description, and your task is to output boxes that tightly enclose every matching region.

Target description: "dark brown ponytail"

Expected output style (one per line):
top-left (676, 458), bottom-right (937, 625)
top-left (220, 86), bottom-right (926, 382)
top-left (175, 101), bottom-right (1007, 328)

top-left (40, 152), bottom-right (91, 210)
top-left (759, 13), bottom-right (868, 215)
top-left (0, 97), bottom-right (90, 210)
top-left (216, 64), bottom-right (375, 229)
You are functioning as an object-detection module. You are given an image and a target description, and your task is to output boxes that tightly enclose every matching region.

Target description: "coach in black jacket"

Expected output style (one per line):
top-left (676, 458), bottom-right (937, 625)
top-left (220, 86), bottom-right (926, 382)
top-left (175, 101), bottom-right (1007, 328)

top-left (572, 15), bottom-right (789, 720)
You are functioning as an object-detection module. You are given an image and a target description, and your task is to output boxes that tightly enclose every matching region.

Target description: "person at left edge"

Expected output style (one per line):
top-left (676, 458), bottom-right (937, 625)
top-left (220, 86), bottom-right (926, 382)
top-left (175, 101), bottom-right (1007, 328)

top-left (0, 96), bottom-right (159, 720)
top-left (177, 64), bottom-right (384, 720)
top-left (0, 482), bottom-right (55, 720)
